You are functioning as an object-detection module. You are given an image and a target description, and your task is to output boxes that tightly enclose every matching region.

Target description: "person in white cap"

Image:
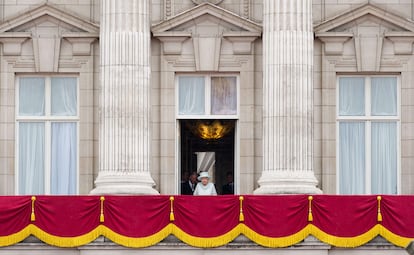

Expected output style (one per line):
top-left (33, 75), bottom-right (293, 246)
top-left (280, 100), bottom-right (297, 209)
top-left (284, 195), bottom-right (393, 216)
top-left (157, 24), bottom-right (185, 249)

top-left (193, 171), bottom-right (217, 196)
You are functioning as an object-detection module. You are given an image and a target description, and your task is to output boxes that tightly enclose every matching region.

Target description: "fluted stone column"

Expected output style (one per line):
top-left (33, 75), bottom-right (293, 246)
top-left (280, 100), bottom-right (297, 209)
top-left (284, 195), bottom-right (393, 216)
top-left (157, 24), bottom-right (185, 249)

top-left (91, 0), bottom-right (158, 194)
top-left (254, 0), bottom-right (321, 194)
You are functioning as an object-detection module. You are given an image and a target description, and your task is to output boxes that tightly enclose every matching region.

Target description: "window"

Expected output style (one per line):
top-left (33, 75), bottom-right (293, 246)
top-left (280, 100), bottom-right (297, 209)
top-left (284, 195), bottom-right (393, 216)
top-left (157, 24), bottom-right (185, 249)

top-left (16, 76), bottom-right (78, 195)
top-left (337, 76), bottom-right (399, 194)
top-left (177, 75), bottom-right (238, 117)
top-left (176, 74), bottom-right (238, 195)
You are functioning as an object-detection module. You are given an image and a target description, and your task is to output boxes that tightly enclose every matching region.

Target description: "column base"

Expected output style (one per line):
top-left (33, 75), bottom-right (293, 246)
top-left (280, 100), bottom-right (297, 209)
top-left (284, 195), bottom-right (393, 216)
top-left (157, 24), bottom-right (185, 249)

top-left (254, 170), bottom-right (322, 194)
top-left (90, 172), bottom-right (159, 195)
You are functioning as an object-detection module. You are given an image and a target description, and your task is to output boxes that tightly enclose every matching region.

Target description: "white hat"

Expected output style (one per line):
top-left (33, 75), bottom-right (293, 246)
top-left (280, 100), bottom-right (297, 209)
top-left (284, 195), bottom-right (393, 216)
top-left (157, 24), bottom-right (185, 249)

top-left (198, 171), bottom-right (210, 181)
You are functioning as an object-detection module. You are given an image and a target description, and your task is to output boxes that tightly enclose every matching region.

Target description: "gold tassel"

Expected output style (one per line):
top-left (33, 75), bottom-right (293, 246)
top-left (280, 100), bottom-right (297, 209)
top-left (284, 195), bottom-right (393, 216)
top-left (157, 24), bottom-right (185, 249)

top-left (100, 196), bottom-right (105, 223)
top-left (30, 196), bottom-right (36, 222)
top-left (169, 196), bottom-right (175, 222)
top-left (239, 196), bottom-right (244, 222)
top-left (377, 196), bottom-right (382, 222)
top-left (308, 196), bottom-right (313, 222)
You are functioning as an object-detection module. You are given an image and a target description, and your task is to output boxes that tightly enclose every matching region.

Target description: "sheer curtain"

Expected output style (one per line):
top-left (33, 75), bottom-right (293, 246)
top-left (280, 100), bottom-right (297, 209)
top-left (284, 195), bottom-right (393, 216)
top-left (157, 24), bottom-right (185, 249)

top-left (51, 77), bottom-right (77, 116)
top-left (339, 77), bottom-right (365, 116)
top-left (339, 122), bottom-right (365, 194)
top-left (19, 123), bottom-right (45, 195)
top-left (211, 77), bottom-right (237, 115)
top-left (195, 152), bottom-right (215, 173)
top-left (371, 122), bottom-right (397, 194)
top-left (371, 77), bottom-right (397, 194)
top-left (179, 76), bottom-right (205, 115)
top-left (19, 77), bottom-right (45, 116)
top-left (18, 76), bottom-right (78, 194)
top-left (371, 77), bottom-right (397, 116)
top-left (338, 77), bottom-right (366, 194)
top-left (51, 122), bottom-right (77, 194)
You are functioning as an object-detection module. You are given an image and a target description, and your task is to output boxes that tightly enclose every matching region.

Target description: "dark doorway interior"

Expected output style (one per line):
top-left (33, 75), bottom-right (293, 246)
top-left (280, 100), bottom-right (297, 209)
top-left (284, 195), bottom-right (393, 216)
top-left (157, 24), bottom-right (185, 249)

top-left (180, 119), bottom-right (235, 195)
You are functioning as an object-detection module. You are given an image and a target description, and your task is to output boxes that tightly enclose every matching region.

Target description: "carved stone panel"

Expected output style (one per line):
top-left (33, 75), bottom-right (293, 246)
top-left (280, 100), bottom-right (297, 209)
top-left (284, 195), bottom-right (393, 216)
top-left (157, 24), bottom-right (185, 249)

top-left (191, 0), bottom-right (223, 5)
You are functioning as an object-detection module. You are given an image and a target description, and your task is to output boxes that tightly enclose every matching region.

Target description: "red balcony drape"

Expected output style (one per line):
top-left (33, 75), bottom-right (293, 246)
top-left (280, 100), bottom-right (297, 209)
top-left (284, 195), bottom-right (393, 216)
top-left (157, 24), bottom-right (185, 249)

top-left (0, 195), bottom-right (413, 248)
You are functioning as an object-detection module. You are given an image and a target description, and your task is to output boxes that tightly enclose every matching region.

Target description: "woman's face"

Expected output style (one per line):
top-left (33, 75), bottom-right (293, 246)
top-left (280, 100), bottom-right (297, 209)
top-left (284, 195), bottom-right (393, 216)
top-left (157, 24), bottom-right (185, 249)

top-left (201, 177), bottom-right (209, 185)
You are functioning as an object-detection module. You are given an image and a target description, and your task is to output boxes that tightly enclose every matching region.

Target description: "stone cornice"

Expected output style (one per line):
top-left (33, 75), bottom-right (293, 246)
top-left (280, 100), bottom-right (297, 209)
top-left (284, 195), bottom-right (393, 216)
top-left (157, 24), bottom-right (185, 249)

top-left (314, 3), bottom-right (414, 33)
top-left (0, 32), bottom-right (30, 55)
top-left (151, 2), bottom-right (262, 34)
top-left (0, 4), bottom-right (99, 33)
top-left (63, 33), bottom-right (99, 56)
top-left (385, 32), bottom-right (414, 55)
top-left (315, 32), bottom-right (353, 55)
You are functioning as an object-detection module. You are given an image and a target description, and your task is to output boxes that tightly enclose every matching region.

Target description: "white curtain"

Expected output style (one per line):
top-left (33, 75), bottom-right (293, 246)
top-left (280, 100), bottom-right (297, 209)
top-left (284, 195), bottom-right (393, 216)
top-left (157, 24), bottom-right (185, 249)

top-left (195, 152), bottom-right (215, 173)
top-left (371, 77), bottom-right (397, 116)
top-left (339, 122), bottom-right (365, 194)
top-left (19, 77), bottom-right (45, 116)
top-left (195, 152), bottom-right (216, 183)
top-left (211, 77), bottom-right (237, 115)
top-left (339, 77), bottom-right (365, 116)
top-left (51, 77), bottom-right (77, 116)
top-left (19, 123), bottom-right (44, 195)
top-left (371, 122), bottom-right (397, 194)
top-left (179, 76), bottom-right (205, 115)
top-left (51, 122), bottom-right (77, 194)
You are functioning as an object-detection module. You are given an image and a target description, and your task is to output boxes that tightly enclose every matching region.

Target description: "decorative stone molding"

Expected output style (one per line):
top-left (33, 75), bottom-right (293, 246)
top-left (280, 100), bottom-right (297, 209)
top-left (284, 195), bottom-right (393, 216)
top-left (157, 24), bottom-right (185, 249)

top-left (152, 32), bottom-right (191, 55)
top-left (0, 4), bottom-right (99, 70)
top-left (32, 34), bottom-right (61, 72)
top-left (193, 36), bottom-right (221, 71)
top-left (164, 0), bottom-right (173, 19)
top-left (355, 32), bottom-right (384, 72)
top-left (0, 4), bottom-right (99, 34)
top-left (314, 3), bottom-right (414, 71)
top-left (314, 3), bottom-right (414, 33)
top-left (191, 0), bottom-right (223, 5)
top-left (152, 3), bottom-right (262, 36)
top-left (0, 32), bottom-right (30, 55)
top-left (315, 32), bottom-right (353, 55)
top-left (385, 32), bottom-right (414, 55)
top-left (243, 0), bottom-right (250, 19)
top-left (63, 33), bottom-right (99, 56)
top-left (152, 3), bottom-right (261, 69)
top-left (223, 32), bottom-right (260, 55)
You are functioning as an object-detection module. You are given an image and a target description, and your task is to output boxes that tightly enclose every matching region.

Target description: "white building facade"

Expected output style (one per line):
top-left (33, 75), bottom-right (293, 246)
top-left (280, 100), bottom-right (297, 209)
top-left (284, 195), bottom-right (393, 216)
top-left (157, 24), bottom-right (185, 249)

top-left (0, 0), bottom-right (413, 254)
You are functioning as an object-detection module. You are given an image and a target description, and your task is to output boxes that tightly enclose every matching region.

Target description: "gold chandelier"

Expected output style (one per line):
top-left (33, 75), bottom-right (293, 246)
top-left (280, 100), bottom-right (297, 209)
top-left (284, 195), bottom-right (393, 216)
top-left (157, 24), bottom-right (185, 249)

top-left (188, 120), bottom-right (233, 140)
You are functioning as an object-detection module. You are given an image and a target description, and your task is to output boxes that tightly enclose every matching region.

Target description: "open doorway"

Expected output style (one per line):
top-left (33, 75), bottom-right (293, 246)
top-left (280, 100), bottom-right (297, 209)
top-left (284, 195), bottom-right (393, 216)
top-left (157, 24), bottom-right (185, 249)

top-left (180, 119), bottom-right (235, 195)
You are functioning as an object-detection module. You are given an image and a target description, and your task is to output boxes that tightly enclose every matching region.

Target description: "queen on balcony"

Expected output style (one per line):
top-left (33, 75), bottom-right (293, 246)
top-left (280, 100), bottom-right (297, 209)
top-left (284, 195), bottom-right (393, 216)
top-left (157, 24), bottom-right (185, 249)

top-left (193, 172), bottom-right (217, 196)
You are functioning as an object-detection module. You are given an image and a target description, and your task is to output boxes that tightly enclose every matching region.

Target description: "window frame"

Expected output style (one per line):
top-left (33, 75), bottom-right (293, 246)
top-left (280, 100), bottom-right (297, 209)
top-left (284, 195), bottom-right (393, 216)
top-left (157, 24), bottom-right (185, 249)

top-left (175, 74), bottom-right (240, 119)
top-left (174, 73), bottom-right (240, 195)
top-left (15, 75), bottom-right (80, 195)
top-left (336, 75), bottom-right (401, 194)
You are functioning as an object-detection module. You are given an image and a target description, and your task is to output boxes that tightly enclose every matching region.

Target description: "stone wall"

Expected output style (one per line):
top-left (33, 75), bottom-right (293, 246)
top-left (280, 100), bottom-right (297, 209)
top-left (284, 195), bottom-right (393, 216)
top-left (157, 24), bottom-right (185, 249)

top-left (0, 0), bottom-right (413, 195)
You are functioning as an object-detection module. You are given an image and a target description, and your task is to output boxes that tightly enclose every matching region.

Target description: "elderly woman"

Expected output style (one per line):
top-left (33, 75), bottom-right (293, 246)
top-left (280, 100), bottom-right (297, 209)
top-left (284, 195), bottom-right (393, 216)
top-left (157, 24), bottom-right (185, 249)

top-left (193, 172), bottom-right (217, 195)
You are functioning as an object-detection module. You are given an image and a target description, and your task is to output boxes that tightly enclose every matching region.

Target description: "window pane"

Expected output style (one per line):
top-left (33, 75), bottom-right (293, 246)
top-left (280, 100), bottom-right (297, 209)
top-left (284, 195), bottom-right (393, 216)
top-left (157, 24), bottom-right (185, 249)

top-left (339, 122), bottom-right (365, 194)
top-left (51, 122), bottom-right (77, 194)
top-left (339, 77), bottom-right (365, 116)
top-left (19, 122), bottom-right (44, 194)
top-left (19, 77), bottom-right (45, 116)
top-left (51, 77), bottom-right (77, 116)
top-left (371, 122), bottom-right (397, 194)
top-left (371, 77), bottom-right (397, 116)
top-left (211, 77), bottom-right (237, 115)
top-left (178, 77), bottom-right (205, 115)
